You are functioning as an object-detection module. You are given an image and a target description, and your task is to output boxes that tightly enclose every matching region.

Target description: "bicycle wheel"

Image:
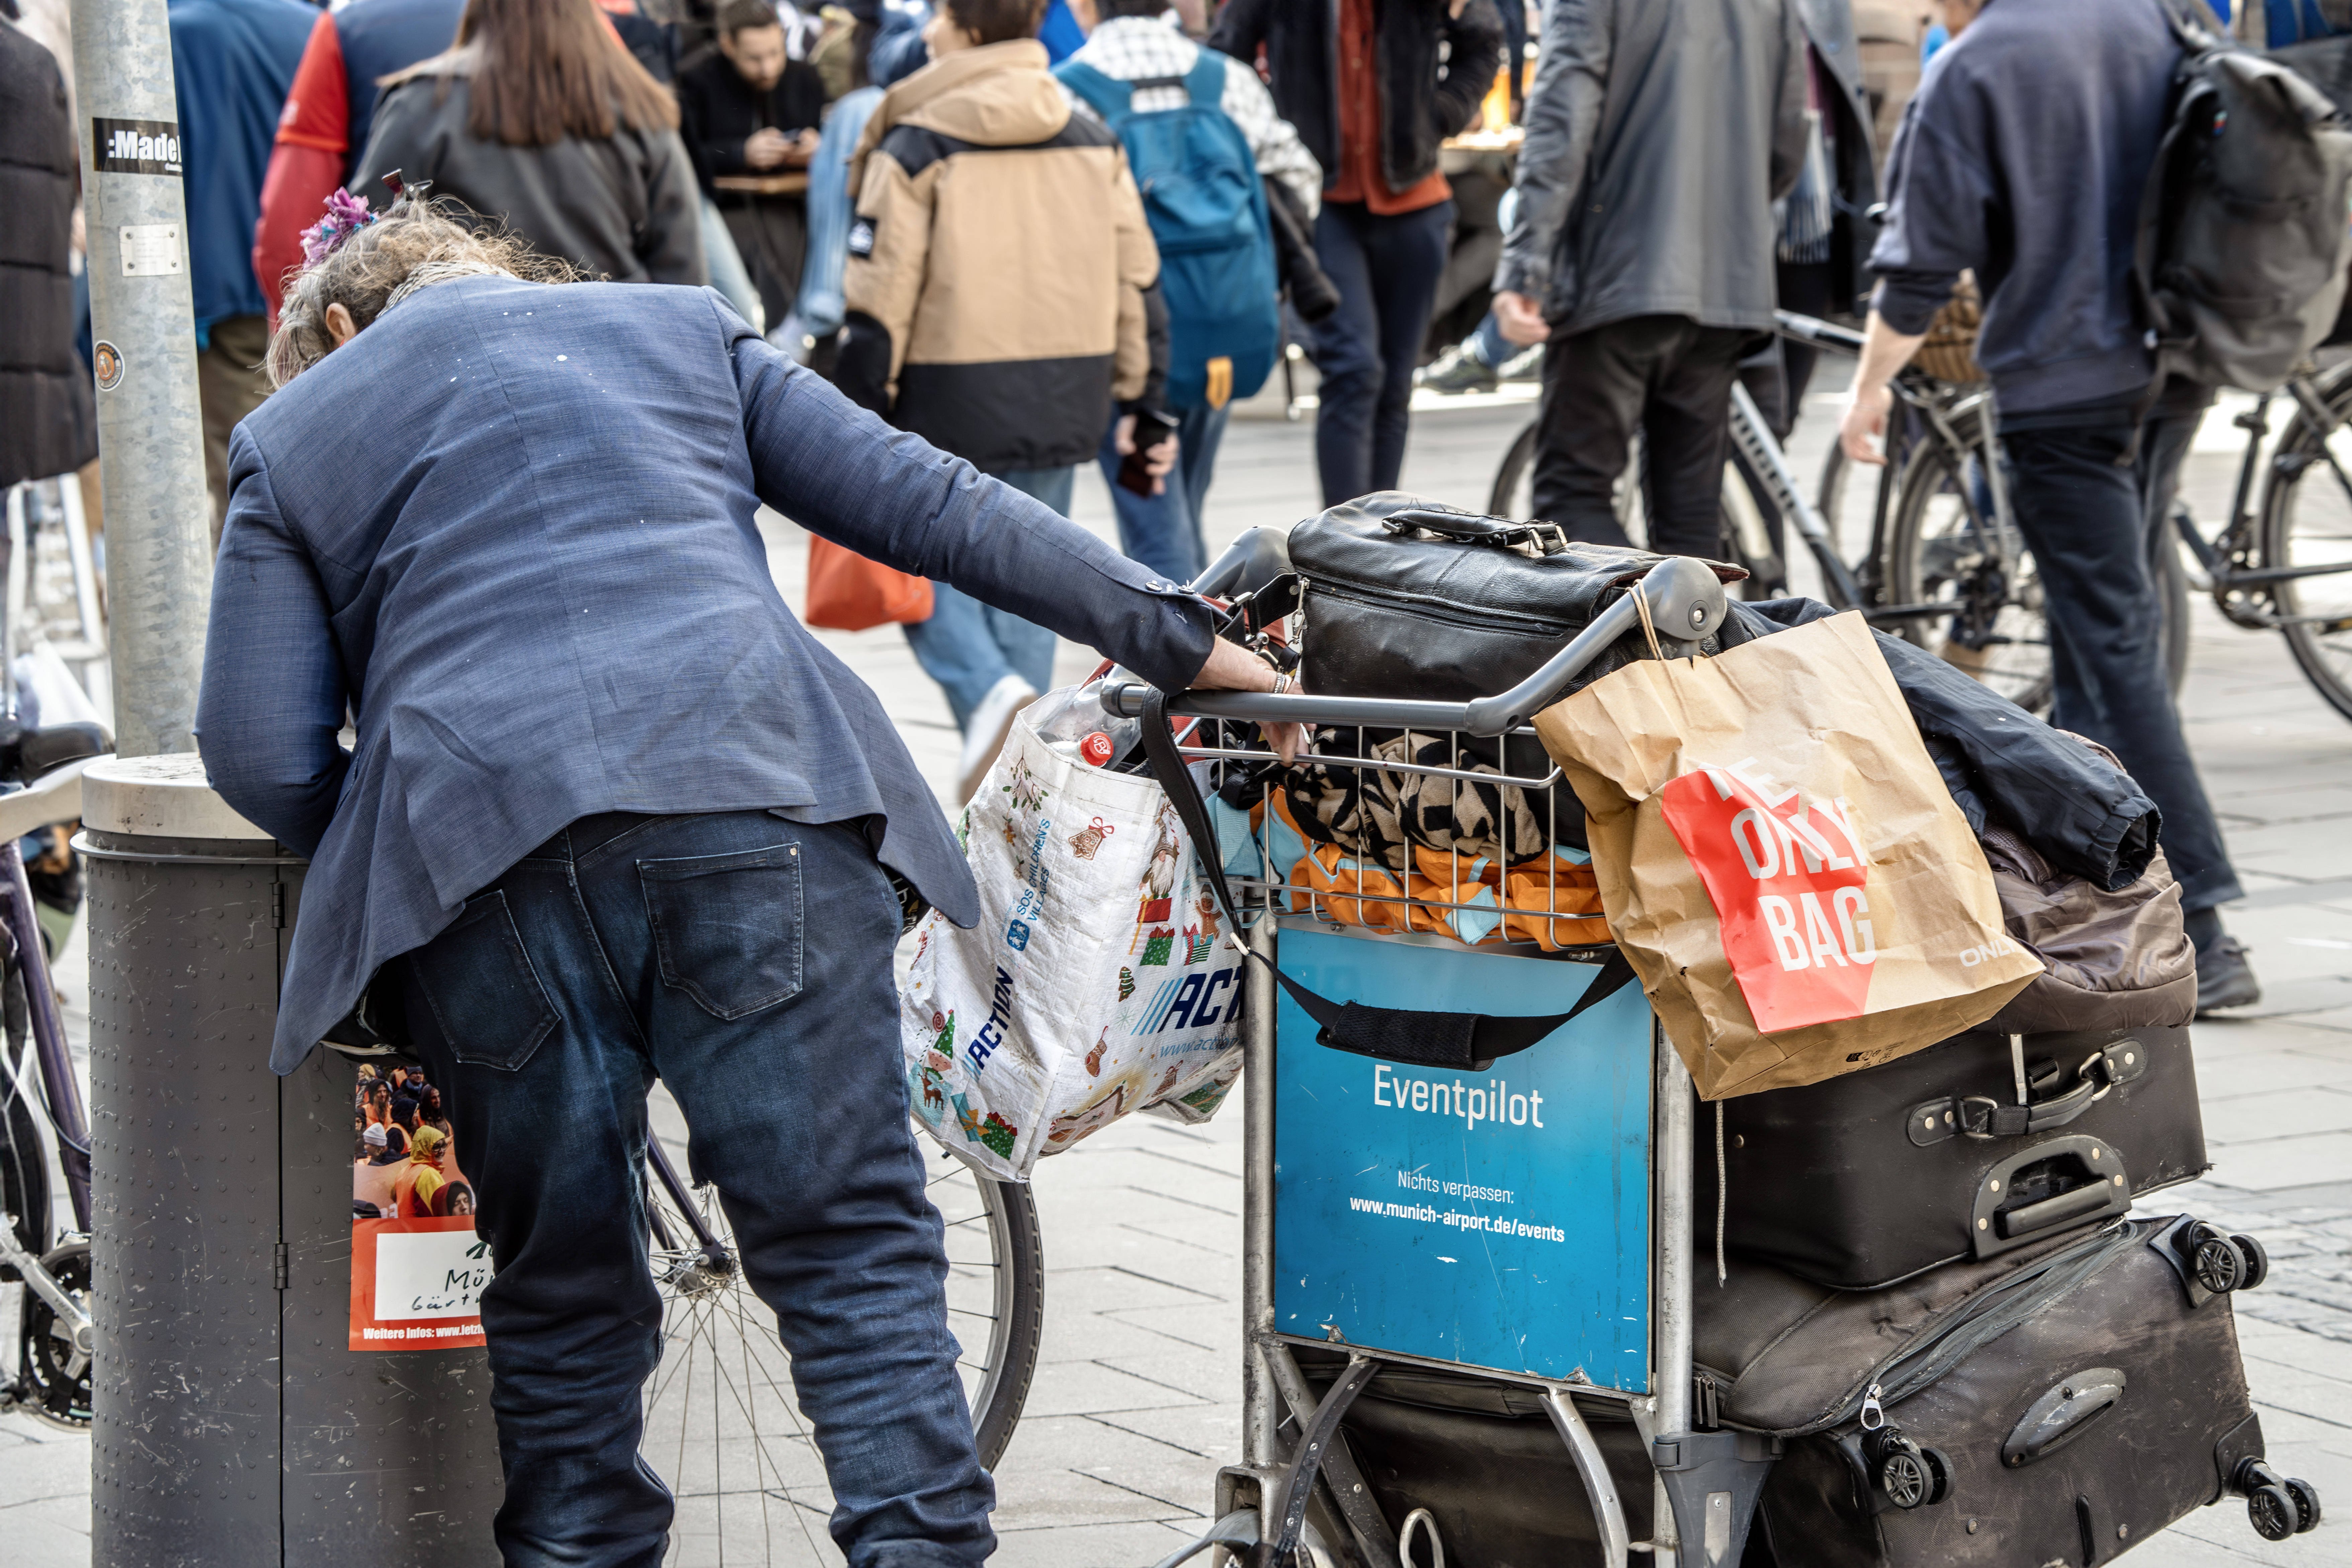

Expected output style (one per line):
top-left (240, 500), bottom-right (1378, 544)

top-left (1882, 435), bottom-right (2055, 716)
top-left (637, 1135), bottom-right (1043, 1562)
top-left (1817, 439), bottom-right (1886, 576)
top-left (1, 1040), bottom-right (50, 1278)
top-left (1487, 419), bottom-right (1541, 519)
top-left (2257, 368), bottom-right (2352, 722)
top-left (1490, 416), bottom-right (1778, 588)
top-left (2154, 506), bottom-right (2191, 700)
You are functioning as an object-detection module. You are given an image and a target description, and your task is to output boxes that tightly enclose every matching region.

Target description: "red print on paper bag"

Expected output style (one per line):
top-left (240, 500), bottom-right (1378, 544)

top-left (1658, 760), bottom-right (1877, 1033)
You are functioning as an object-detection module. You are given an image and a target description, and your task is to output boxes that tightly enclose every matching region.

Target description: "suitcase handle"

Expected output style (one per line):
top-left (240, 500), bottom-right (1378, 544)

top-left (2002, 1368), bottom-right (2126, 1468)
top-left (1908, 1045), bottom-right (2139, 1146)
top-left (1969, 1134), bottom-right (2132, 1261)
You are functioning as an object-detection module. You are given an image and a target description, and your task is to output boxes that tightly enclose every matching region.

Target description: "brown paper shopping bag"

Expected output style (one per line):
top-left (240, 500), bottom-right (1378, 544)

top-left (1534, 610), bottom-right (2040, 1099)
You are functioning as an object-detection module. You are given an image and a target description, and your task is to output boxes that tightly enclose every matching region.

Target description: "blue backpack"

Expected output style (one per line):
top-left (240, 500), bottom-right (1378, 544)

top-left (1058, 52), bottom-right (1281, 411)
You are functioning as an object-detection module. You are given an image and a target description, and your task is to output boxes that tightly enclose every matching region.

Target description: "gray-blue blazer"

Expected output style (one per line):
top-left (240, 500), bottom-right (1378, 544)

top-left (194, 276), bottom-right (1211, 1073)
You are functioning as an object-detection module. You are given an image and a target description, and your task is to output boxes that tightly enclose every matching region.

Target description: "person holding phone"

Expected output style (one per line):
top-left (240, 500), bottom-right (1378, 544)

top-left (839, 0), bottom-right (1173, 800)
top-left (678, 0), bottom-right (831, 332)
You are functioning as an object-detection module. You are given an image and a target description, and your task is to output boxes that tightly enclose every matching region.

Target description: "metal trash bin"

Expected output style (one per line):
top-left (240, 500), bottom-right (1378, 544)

top-left (81, 754), bottom-right (500, 1564)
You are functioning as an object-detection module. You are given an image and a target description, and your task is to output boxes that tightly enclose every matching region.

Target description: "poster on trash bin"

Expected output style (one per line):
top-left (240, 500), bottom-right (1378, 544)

top-left (348, 1061), bottom-right (489, 1351)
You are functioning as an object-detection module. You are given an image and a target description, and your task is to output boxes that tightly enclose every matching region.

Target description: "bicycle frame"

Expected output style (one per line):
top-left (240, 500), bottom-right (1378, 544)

top-left (1764, 310), bottom-right (2032, 640)
top-left (2174, 377), bottom-right (2352, 632)
top-left (0, 824), bottom-right (95, 1367)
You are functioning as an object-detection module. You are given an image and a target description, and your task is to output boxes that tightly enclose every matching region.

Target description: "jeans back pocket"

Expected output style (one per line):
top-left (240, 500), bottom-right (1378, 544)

top-left (637, 843), bottom-right (805, 1021)
top-left (409, 889), bottom-right (561, 1072)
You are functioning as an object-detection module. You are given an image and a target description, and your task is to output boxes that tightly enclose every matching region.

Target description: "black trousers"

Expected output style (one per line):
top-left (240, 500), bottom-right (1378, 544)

top-left (721, 195), bottom-right (808, 333)
top-left (2003, 417), bottom-right (2242, 912)
top-left (1531, 314), bottom-right (1750, 557)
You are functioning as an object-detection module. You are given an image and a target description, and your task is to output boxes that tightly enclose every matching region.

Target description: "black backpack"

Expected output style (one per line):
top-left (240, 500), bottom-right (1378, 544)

top-left (2134, 0), bottom-right (2352, 392)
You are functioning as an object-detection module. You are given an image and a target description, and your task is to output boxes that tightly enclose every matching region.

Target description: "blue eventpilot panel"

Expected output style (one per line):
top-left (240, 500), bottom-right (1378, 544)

top-left (1272, 926), bottom-right (1653, 1388)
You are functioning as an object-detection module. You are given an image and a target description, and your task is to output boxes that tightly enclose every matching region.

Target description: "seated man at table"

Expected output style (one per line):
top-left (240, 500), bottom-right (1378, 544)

top-left (680, 0), bottom-right (830, 328)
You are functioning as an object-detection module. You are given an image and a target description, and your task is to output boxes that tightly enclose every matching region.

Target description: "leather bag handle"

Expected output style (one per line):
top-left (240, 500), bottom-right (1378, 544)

top-left (1379, 508), bottom-right (1570, 556)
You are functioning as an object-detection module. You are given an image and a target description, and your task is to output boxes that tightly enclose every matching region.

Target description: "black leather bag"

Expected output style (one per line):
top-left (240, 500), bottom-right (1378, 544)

top-left (1286, 492), bottom-right (1745, 702)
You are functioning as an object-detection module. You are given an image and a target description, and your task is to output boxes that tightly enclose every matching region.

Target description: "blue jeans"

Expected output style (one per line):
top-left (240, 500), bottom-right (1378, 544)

top-left (902, 466), bottom-right (1069, 728)
top-left (397, 811), bottom-right (992, 1568)
top-left (796, 86), bottom-right (884, 340)
top-left (697, 193), bottom-right (764, 331)
top-left (1307, 199), bottom-right (1455, 505)
top-left (1467, 311), bottom-right (1510, 370)
top-left (1095, 401), bottom-right (1232, 587)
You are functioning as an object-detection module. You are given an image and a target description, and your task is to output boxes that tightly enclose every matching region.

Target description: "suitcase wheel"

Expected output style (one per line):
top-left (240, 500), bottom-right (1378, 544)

top-left (2249, 1483), bottom-right (2300, 1542)
top-left (1880, 1448), bottom-right (1933, 1510)
top-left (2231, 1459), bottom-right (2322, 1537)
top-left (2188, 1224), bottom-right (2252, 1296)
top-left (1920, 1446), bottom-right (1954, 1508)
top-left (1867, 1428), bottom-right (1953, 1511)
top-left (2231, 1233), bottom-right (2271, 1292)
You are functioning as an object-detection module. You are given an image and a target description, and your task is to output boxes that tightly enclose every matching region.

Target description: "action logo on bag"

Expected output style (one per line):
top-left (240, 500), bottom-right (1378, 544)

top-left (1658, 759), bottom-right (1876, 1033)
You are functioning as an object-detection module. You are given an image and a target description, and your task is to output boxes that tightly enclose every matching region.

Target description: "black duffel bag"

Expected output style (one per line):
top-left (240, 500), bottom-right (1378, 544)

top-left (1286, 491), bottom-right (1747, 702)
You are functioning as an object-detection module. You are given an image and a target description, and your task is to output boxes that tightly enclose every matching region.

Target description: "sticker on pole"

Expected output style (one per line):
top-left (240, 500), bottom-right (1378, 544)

top-left (1657, 761), bottom-right (1875, 1034)
top-left (118, 225), bottom-right (181, 277)
top-left (350, 1064), bottom-right (487, 1350)
top-left (92, 342), bottom-right (123, 393)
top-left (91, 118), bottom-right (182, 176)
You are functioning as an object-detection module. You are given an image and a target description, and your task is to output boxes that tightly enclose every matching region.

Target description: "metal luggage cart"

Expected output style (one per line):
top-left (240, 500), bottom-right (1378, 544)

top-left (1105, 547), bottom-right (1772, 1568)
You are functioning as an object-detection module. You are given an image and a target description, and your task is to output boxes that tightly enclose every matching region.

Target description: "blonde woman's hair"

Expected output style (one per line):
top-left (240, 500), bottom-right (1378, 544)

top-left (265, 194), bottom-right (577, 388)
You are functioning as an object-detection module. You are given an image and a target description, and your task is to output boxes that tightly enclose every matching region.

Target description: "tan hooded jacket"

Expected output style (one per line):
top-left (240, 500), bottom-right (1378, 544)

top-left (839, 40), bottom-right (1165, 473)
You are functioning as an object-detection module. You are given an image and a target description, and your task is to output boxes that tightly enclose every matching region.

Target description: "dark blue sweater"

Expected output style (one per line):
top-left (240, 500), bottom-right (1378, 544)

top-left (168, 0), bottom-right (316, 341)
top-left (1868, 0), bottom-right (2182, 415)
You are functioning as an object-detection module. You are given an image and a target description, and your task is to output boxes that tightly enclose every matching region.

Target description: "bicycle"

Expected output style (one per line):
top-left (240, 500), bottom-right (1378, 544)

top-left (2166, 361), bottom-right (2352, 722)
top-left (0, 723), bottom-right (112, 1431)
top-left (1488, 311), bottom-right (2068, 716)
top-left (631, 1124), bottom-right (1045, 1557)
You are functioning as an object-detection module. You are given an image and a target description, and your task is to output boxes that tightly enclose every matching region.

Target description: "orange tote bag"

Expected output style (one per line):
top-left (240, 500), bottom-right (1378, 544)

top-left (806, 537), bottom-right (934, 631)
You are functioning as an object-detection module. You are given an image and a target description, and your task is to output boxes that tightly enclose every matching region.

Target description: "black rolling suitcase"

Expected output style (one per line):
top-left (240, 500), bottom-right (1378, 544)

top-left (1703, 1024), bottom-right (2207, 1289)
top-left (1694, 1216), bottom-right (2320, 1568)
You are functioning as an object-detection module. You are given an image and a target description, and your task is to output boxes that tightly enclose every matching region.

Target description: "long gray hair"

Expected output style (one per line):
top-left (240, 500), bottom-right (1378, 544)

top-left (264, 194), bottom-right (576, 387)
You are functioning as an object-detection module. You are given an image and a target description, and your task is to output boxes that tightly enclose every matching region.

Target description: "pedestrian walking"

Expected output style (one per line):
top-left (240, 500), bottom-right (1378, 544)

top-left (869, 0), bottom-right (1085, 87)
top-left (1058, 0), bottom-right (1322, 585)
top-left (678, 0), bottom-right (829, 333)
top-left (1761, 0), bottom-right (1882, 436)
top-left (785, 7), bottom-right (885, 368)
top-left (840, 0), bottom-right (1172, 800)
top-left (0, 8), bottom-right (96, 497)
top-left (1491, 0), bottom-right (1808, 556)
top-left (195, 188), bottom-right (1289, 1568)
top-left (1838, 0), bottom-right (2260, 1008)
top-left (166, 0), bottom-right (317, 541)
top-left (251, 0), bottom-right (469, 326)
top-left (1208, 0), bottom-right (1502, 508)
top-left (355, 0), bottom-right (707, 286)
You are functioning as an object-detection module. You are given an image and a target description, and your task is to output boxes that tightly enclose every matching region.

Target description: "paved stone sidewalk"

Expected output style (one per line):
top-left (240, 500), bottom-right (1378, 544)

top-left (8, 372), bottom-right (2352, 1565)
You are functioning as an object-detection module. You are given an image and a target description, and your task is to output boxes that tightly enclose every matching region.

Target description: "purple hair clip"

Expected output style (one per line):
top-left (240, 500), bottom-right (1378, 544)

top-left (299, 187), bottom-right (377, 267)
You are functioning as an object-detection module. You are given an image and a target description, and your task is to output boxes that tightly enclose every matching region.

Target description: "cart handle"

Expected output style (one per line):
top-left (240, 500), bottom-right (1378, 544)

top-left (1103, 555), bottom-right (1729, 735)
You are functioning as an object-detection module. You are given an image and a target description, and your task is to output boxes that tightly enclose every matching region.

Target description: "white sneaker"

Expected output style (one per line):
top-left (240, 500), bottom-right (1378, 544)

top-left (766, 312), bottom-right (813, 365)
top-left (957, 674), bottom-right (1038, 802)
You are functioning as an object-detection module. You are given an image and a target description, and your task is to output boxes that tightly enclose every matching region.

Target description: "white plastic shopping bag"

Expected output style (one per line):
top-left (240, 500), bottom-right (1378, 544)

top-left (900, 687), bottom-right (1246, 1179)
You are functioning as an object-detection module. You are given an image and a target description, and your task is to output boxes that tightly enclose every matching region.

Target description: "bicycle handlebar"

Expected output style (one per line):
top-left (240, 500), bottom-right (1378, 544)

top-left (1773, 309), bottom-right (1867, 355)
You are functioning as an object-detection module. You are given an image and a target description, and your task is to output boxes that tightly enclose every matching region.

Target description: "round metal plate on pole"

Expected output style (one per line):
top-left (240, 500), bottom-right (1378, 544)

top-left (68, 0), bottom-right (213, 759)
top-left (81, 760), bottom-right (503, 1564)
